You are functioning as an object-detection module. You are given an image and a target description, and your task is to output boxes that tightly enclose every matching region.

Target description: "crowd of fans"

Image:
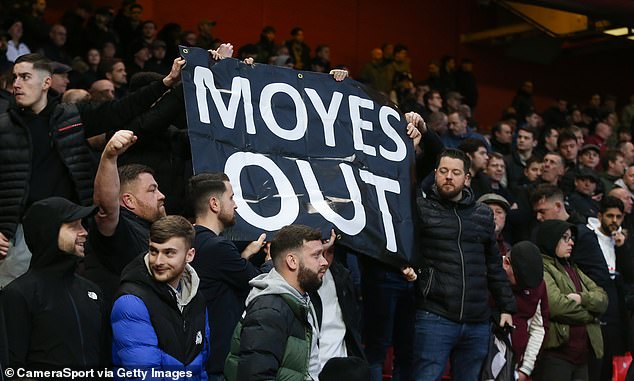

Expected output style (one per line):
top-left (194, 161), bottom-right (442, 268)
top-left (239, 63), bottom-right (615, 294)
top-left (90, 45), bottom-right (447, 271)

top-left (2, 1), bottom-right (634, 381)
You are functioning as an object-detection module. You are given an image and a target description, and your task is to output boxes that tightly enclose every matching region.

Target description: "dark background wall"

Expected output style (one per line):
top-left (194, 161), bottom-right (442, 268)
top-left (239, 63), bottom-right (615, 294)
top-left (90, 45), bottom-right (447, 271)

top-left (48, 0), bottom-right (634, 128)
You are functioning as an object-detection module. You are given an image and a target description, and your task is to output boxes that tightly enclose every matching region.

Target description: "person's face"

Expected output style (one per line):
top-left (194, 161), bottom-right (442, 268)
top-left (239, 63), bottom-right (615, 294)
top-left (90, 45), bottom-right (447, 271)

top-left (34, 0), bottom-right (46, 14)
top-left (596, 122), bottom-right (612, 140)
top-left (447, 97), bottom-right (461, 110)
top-left (522, 81), bottom-right (533, 94)
top-left (541, 154), bottom-right (564, 184)
top-left (559, 139), bottom-right (578, 161)
top-left (184, 32), bottom-right (197, 46)
top-left (129, 6), bottom-right (143, 22)
top-left (370, 48), bottom-right (382, 61)
top-left (571, 109), bottom-right (582, 124)
top-left (524, 162), bottom-right (542, 182)
top-left (579, 150), bottom-right (600, 168)
top-left (435, 157), bottom-right (467, 200)
top-left (486, 157), bottom-right (506, 182)
top-left (470, 147), bottom-right (489, 173)
top-left (555, 229), bottom-right (574, 258)
top-left (142, 22), bottom-right (156, 39)
top-left (495, 124), bottom-right (513, 144)
top-left (575, 177), bottom-right (597, 197)
top-left (428, 63), bottom-right (439, 75)
top-left (428, 92), bottom-right (442, 109)
top-left (502, 255), bottom-right (516, 286)
top-left (517, 130), bottom-right (536, 152)
top-left (90, 80), bottom-right (115, 101)
top-left (533, 197), bottom-right (562, 222)
top-left (148, 237), bottom-right (195, 288)
top-left (545, 129), bottom-right (559, 149)
top-left (102, 42), bottom-right (116, 59)
top-left (489, 203), bottom-right (507, 234)
top-left (558, 100), bottom-right (568, 112)
top-left (296, 239), bottom-right (328, 293)
top-left (574, 131), bottom-right (584, 148)
top-left (127, 173), bottom-right (166, 222)
top-left (51, 73), bottom-right (69, 94)
top-left (394, 49), bottom-right (407, 62)
top-left (607, 113), bottom-right (618, 127)
top-left (57, 219), bottom-right (88, 256)
top-left (619, 131), bottom-right (632, 143)
top-left (50, 25), bottom-right (66, 46)
top-left (87, 49), bottom-right (100, 66)
top-left (590, 94), bottom-right (601, 107)
top-left (9, 21), bottom-right (23, 40)
top-left (599, 208), bottom-right (623, 235)
top-left (218, 181), bottom-right (237, 228)
top-left (526, 113), bottom-right (540, 128)
top-left (293, 30), bottom-right (304, 43)
top-left (447, 113), bottom-right (466, 136)
top-left (621, 142), bottom-right (634, 165)
top-left (318, 47), bottom-right (330, 61)
top-left (110, 62), bottom-right (127, 86)
top-left (610, 188), bottom-right (633, 214)
top-left (13, 62), bottom-right (50, 109)
top-left (610, 155), bottom-right (627, 177)
top-left (134, 47), bottom-right (150, 62)
top-left (152, 46), bottom-right (166, 60)
top-left (625, 166), bottom-right (634, 192)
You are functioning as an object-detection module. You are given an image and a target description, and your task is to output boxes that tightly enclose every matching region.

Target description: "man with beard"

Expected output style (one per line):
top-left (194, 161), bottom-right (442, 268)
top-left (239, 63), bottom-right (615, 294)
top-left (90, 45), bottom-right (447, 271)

top-left (403, 148), bottom-right (516, 381)
top-left (586, 196), bottom-right (629, 381)
top-left (187, 172), bottom-right (269, 381)
top-left (225, 225), bottom-right (329, 381)
top-left (84, 130), bottom-right (166, 307)
top-left (0, 197), bottom-right (108, 369)
top-left (111, 215), bottom-right (210, 378)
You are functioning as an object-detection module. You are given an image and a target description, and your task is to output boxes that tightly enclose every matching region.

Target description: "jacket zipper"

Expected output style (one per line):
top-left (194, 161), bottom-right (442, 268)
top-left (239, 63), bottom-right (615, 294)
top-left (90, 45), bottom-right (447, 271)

top-left (453, 207), bottom-right (466, 321)
top-left (66, 286), bottom-right (87, 367)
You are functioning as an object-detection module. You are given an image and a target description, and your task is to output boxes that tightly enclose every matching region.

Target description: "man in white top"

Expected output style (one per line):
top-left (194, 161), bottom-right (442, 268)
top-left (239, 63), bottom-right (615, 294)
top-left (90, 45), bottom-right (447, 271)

top-left (310, 233), bottom-right (365, 371)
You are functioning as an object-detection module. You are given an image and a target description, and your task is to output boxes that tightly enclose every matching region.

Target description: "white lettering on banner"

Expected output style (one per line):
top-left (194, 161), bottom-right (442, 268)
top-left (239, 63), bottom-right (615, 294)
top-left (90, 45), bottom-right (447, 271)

top-left (225, 152), bottom-right (299, 230)
top-left (348, 95), bottom-right (377, 157)
top-left (304, 88), bottom-right (342, 147)
top-left (193, 67), bottom-right (256, 134)
top-left (192, 67), bottom-right (408, 161)
top-left (260, 83), bottom-right (308, 140)
top-left (296, 160), bottom-right (366, 235)
top-left (224, 151), bottom-right (400, 252)
top-left (359, 170), bottom-right (400, 252)
top-left (379, 106), bottom-right (407, 162)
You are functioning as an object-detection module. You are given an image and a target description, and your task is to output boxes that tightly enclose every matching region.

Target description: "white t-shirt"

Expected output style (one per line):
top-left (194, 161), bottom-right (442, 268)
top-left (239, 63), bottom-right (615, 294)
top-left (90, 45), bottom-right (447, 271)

top-left (317, 268), bottom-right (348, 372)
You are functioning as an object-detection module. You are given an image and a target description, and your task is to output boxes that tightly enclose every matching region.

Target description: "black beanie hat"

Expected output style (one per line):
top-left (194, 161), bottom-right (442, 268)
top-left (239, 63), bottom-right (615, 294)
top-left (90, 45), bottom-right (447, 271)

top-left (509, 241), bottom-right (543, 289)
top-left (535, 220), bottom-right (576, 258)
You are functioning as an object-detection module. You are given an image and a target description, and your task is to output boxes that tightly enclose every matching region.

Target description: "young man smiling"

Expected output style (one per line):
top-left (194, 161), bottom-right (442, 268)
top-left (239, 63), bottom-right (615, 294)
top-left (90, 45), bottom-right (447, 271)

top-left (111, 215), bottom-right (210, 380)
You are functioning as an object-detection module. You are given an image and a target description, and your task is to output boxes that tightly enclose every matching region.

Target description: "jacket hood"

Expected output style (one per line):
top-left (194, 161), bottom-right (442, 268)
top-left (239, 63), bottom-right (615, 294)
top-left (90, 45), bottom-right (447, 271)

top-left (246, 268), bottom-right (308, 307)
top-left (22, 197), bottom-right (97, 273)
top-left (509, 241), bottom-right (543, 289)
top-left (535, 220), bottom-right (576, 259)
top-left (119, 253), bottom-right (200, 309)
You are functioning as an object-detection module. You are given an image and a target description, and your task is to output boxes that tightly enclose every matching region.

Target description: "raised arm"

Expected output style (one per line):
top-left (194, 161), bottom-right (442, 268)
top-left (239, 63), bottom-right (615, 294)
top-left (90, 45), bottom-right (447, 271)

top-left (93, 130), bottom-right (137, 236)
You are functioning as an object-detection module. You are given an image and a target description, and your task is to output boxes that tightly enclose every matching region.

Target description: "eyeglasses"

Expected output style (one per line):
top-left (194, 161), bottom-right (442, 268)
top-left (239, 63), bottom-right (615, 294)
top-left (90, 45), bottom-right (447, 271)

top-left (561, 233), bottom-right (574, 243)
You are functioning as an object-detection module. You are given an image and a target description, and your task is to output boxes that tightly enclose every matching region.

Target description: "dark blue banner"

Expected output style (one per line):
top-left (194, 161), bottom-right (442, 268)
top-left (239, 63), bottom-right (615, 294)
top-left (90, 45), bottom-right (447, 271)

top-left (181, 46), bottom-right (414, 265)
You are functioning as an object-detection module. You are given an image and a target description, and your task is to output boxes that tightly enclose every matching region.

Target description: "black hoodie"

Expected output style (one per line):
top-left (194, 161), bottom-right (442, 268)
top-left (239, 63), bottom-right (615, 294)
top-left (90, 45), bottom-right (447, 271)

top-left (0, 197), bottom-right (108, 369)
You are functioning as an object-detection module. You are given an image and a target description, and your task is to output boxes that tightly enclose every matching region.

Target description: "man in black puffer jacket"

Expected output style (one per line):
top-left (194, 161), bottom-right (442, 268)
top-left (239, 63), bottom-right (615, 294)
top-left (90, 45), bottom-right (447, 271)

top-left (0, 53), bottom-right (184, 288)
top-left (405, 148), bottom-right (516, 381)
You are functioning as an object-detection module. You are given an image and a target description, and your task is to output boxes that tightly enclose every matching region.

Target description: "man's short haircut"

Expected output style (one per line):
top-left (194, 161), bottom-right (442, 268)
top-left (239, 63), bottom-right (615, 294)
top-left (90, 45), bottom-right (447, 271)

top-left (489, 152), bottom-right (504, 161)
top-left (118, 164), bottom-right (154, 191)
top-left (517, 125), bottom-right (537, 140)
top-left (530, 183), bottom-right (564, 206)
top-left (14, 53), bottom-right (53, 75)
top-left (544, 152), bottom-right (564, 165)
top-left (149, 215), bottom-right (194, 248)
top-left (98, 57), bottom-right (123, 78)
top-left (557, 130), bottom-right (577, 147)
top-left (600, 195), bottom-right (624, 214)
top-left (187, 172), bottom-right (229, 216)
top-left (427, 111), bottom-right (446, 125)
top-left (602, 149), bottom-right (624, 169)
top-left (269, 225), bottom-right (321, 267)
top-left (491, 121), bottom-right (510, 135)
top-left (525, 155), bottom-right (543, 168)
top-left (449, 109), bottom-right (467, 121)
top-left (423, 90), bottom-right (441, 107)
top-left (457, 138), bottom-right (487, 156)
top-left (436, 148), bottom-right (471, 174)
top-left (290, 27), bottom-right (303, 36)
